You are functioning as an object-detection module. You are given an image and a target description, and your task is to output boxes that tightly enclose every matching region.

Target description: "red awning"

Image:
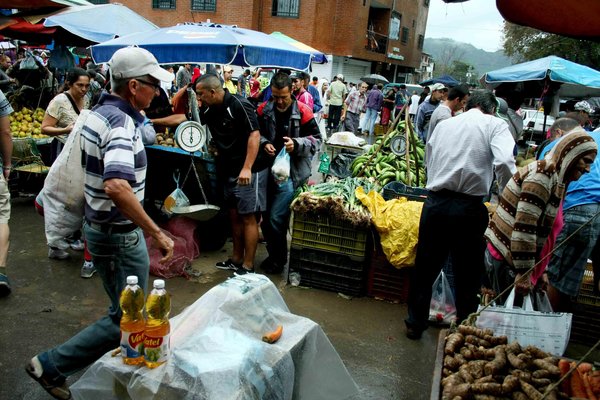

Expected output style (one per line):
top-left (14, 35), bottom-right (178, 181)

top-left (2, 18), bottom-right (56, 34)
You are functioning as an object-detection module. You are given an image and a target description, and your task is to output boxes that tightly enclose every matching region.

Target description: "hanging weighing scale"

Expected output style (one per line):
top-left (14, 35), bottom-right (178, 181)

top-left (171, 121), bottom-right (220, 221)
top-left (389, 135), bottom-right (407, 156)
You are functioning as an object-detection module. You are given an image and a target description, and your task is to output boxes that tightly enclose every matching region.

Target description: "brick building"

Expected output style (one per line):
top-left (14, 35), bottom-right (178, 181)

top-left (89, 0), bottom-right (430, 84)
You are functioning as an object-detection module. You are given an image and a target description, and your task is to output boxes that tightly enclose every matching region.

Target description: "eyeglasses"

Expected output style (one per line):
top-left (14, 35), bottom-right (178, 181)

top-left (135, 78), bottom-right (161, 91)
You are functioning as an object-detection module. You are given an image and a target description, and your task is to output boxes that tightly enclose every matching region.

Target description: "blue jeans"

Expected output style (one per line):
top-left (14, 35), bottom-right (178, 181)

top-left (364, 107), bottom-right (378, 135)
top-left (547, 203), bottom-right (600, 296)
top-left (37, 223), bottom-right (149, 382)
top-left (261, 178), bottom-right (294, 265)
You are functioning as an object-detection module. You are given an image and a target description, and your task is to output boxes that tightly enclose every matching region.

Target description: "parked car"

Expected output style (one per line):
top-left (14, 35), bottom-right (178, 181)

top-left (520, 108), bottom-right (555, 143)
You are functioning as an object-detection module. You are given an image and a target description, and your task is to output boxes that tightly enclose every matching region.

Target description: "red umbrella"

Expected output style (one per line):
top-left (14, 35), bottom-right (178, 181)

top-left (0, 0), bottom-right (92, 9)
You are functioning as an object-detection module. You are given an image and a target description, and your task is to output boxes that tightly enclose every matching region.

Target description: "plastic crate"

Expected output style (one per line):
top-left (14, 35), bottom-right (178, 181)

top-left (291, 212), bottom-right (369, 260)
top-left (382, 181), bottom-right (428, 202)
top-left (366, 230), bottom-right (412, 303)
top-left (288, 245), bottom-right (368, 296)
top-left (570, 302), bottom-right (600, 346)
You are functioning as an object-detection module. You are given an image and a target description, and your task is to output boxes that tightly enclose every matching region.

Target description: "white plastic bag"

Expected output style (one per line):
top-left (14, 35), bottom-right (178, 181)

top-left (476, 288), bottom-right (572, 356)
top-left (271, 147), bottom-right (290, 185)
top-left (42, 111), bottom-right (88, 249)
top-left (429, 271), bottom-right (457, 325)
top-left (164, 172), bottom-right (190, 214)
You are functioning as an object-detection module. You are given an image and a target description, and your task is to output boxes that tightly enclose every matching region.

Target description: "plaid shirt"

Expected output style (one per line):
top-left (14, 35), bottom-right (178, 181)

top-left (345, 90), bottom-right (367, 114)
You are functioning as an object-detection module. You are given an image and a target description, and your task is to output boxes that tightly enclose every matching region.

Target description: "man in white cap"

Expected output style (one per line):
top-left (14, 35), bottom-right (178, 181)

top-left (326, 73), bottom-right (348, 132)
top-left (574, 100), bottom-right (594, 131)
top-left (415, 83), bottom-right (447, 142)
top-left (25, 46), bottom-right (175, 399)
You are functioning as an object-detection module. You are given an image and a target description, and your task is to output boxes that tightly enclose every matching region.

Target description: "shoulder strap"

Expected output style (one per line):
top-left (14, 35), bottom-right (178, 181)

top-left (63, 92), bottom-right (80, 115)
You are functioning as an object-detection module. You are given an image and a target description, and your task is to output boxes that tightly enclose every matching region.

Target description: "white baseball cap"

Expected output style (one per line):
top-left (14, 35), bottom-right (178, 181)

top-left (574, 100), bottom-right (594, 114)
top-left (108, 46), bottom-right (174, 83)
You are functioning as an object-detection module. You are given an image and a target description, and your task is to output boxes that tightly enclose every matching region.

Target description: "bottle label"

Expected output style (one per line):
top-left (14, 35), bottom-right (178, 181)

top-left (144, 333), bottom-right (170, 364)
top-left (120, 330), bottom-right (145, 359)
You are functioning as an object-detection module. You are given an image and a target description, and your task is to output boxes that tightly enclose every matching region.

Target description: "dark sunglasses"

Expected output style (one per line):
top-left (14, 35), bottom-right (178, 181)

top-left (135, 78), bottom-right (161, 91)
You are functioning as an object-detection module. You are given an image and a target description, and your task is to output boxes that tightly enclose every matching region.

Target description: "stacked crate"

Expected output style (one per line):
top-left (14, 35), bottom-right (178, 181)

top-left (571, 263), bottom-right (600, 346)
top-left (289, 212), bottom-right (370, 296)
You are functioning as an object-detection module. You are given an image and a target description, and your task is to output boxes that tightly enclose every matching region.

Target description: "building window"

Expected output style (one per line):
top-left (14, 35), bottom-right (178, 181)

top-left (87, 0), bottom-right (108, 3)
top-left (418, 34), bottom-right (424, 50)
top-left (424, 0), bottom-right (430, 6)
top-left (272, 0), bottom-right (300, 18)
top-left (191, 0), bottom-right (216, 11)
top-left (152, 0), bottom-right (176, 9)
top-left (401, 27), bottom-right (409, 44)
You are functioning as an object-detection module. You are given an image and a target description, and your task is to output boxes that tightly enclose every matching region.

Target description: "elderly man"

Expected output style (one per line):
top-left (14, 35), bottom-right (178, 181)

top-left (415, 83), bottom-right (447, 142)
top-left (26, 47), bottom-right (175, 399)
top-left (196, 74), bottom-right (267, 275)
top-left (341, 82), bottom-right (368, 134)
top-left (405, 91), bottom-right (517, 340)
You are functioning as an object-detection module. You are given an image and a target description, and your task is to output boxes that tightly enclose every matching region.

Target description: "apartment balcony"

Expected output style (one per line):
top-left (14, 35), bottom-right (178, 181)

top-left (365, 30), bottom-right (388, 55)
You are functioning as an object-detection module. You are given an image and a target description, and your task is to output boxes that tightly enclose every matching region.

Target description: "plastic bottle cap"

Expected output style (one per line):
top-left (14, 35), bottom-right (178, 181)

top-left (153, 279), bottom-right (165, 289)
top-left (126, 276), bottom-right (138, 285)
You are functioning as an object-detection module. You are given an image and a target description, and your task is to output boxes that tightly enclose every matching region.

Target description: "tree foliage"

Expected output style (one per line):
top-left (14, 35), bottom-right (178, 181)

top-left (502, 22), bottom-right (600, 69)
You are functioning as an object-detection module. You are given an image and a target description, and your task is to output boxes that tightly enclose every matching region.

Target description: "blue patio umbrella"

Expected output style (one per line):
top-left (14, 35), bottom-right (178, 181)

top-left (480, 56), bottom-right (600, 98)
top-left (90, 22), bottom-right (313, 70)
top-left (43, 4), bottom-right (157, 44)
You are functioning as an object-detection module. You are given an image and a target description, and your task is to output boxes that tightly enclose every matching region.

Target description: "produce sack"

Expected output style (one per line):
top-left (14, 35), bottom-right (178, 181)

top-left (429, 270), bottom-right (457, 325)
top-left (163, 172), bottom-right (190, 214)
top-left (271, 147), bottom-right (290, 185)
top-left (41, 111), bottom-right (89, 249)
top-left (356, 187), bottom-right (423, 268)
top-left (476, 288), bottom-right (572, 356)
top-left (162, 216), bottom-right (200, 260)
top-left (144, 228), bottom-right (192, 279)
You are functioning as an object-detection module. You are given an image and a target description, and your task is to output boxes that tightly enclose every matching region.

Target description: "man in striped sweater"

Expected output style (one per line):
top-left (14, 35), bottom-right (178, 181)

top-left (485, 130), bottom-right (597, 300)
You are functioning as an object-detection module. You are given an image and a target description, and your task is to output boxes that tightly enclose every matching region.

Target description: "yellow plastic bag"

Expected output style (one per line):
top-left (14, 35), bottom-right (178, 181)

top-left (356, 187), bottom-right (423, 268)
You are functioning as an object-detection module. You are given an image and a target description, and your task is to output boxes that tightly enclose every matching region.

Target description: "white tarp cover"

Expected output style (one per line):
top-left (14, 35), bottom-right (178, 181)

top-left (71, 274), bottom-right (359, 400)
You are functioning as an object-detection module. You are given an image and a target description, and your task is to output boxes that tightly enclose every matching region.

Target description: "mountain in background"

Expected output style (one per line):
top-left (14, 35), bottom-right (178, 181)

top-left (424, 37), bottom-right (513, 78)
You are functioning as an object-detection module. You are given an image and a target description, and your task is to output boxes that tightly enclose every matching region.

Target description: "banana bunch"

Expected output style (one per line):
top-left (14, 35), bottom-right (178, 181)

top-left (350, 125), bottom-right (426, 188)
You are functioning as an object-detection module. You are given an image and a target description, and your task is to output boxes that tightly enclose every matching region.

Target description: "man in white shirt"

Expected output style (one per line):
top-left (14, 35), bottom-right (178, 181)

top-left (405, 90), bottom-right (516, 340)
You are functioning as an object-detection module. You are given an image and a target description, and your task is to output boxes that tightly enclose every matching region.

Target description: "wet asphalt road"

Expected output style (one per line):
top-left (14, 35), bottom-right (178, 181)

top-left (0, 196), bottom-right (442, 400)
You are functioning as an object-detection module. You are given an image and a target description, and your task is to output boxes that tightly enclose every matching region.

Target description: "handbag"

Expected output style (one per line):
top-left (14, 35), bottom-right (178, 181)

top-left (476, 288), bottom-right (572, 356)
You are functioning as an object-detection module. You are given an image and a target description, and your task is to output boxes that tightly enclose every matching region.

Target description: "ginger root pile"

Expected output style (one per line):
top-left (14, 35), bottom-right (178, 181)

top-left (440, 325), bottom-right (568, 400)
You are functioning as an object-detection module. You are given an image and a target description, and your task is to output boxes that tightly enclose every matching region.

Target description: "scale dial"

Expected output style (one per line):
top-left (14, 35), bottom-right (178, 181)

top-left (175, 121), bottom-right (206, 153)
top-left (390, 135), bottom-right (407, 156)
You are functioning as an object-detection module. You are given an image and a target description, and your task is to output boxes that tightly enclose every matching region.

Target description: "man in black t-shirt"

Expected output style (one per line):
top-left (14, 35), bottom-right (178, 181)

top-left (196, 74), bottom-right (268, 275)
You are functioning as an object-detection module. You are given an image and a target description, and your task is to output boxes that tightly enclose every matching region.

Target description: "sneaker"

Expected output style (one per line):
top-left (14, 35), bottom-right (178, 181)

top-left (233, 265), bottom-right (255, 276)
top-left (80, 261), bottom-right (96, 279)
top-left (48, 248), bottom-right (70, 260)
top-left (216, 259), bottom-right (241, 271)
top-left (25, 356), bottom-right (72, 400)
top-left (0, 273), bottom-right (11, 297)
top-left (69, 240), bottom-right (85, 251)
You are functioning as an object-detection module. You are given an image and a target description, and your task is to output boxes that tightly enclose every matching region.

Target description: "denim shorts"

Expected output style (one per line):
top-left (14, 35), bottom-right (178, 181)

top-left (547, 203), bottom-right (600, 297)
top-left (223, 169), bottom-right (267, 215)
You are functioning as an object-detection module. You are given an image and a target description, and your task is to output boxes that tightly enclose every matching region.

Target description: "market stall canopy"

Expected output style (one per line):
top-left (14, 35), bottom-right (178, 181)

top-left (481, 56), bottom-right (600, 98)
top-left (419, 74), bottom-right (460, 87)
top-left (0, 4), bottom-right (156, 45)
top-left (90, 22), bottom-right (313, 70)
top-left (269, 31), bottom-right (327, 64)
top-left (0, 0), bottom-right (91, 9)
top-left (442, 0), bottom-right (600, 40)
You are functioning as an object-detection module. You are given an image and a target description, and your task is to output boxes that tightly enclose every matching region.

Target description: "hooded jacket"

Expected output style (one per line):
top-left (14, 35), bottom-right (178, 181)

top-left (485, 131), bottom-right (597, 272)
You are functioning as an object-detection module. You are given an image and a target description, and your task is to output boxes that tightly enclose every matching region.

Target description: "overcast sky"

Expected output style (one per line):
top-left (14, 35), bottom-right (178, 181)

top-left (425, 1), bottom-right (506, 52)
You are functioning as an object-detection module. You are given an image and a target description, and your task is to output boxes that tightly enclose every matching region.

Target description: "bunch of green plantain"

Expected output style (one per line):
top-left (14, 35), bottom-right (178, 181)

top-left (350, 123), bottom-right (426, 188)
